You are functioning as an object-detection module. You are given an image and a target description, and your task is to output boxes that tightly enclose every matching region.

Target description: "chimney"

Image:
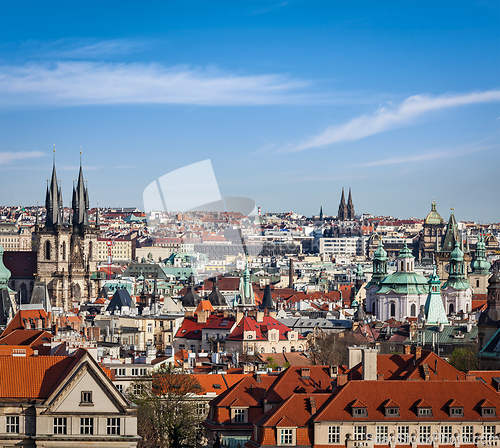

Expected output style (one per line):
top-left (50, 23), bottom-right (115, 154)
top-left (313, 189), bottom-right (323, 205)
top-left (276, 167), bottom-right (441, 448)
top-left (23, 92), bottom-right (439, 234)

top-left (362, 348), bottom-right (377, 381)
top-left (466, 373), bottom-right (475, 381)
top-left (36, 318), bottom-right (43, 330)
top-left (310, 396), bottom-right (317, 415)
top-left (301, 368), bottom-right (310, 379)
top-left (197, 310), bottom-right (208, 324)
top-left (415, 346), bottom-right (422, 359)
top-left (255, 372), bottom-right (262, 383)
top-left (256, 311), bottom-right (264, 323)
top-left (348, 346), bottom-right (363, 369)
top-left (329, 365), bottom-right (338, 379)
top-left (404, 345), bottom-right (411, 355)
top-left (236, 311), bottom-right (244, 324)
top-left (422, 363), bottom-right (430, 381)
top-left (33, 350), bottom-right (38, 356)
top-left (337, 373), bottom-right (348, 386)
top-left (289, 258), bottom-right (294, 288)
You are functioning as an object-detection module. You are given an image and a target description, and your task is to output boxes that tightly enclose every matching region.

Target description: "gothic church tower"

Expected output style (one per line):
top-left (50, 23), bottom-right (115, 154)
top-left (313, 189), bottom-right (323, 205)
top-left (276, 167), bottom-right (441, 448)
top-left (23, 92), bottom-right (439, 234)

top-left (36, 151), bottom-right (99, 310)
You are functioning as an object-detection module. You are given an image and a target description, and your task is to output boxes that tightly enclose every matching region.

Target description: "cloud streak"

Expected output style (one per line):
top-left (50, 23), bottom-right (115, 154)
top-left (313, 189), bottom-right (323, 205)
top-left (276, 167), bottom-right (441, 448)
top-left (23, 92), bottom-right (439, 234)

top-left (0, 61), bottom-right (310, 107)
top-left (359, 143), bottom-right (495, 168)
top-left (0, 151), bottom-right (45, 165)
top-left (292, 90), bottom-right (500, 152)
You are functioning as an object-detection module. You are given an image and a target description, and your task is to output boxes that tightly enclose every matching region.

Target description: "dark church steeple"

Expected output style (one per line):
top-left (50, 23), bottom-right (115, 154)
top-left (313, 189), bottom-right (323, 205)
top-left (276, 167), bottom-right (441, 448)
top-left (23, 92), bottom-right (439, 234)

top-left (347, 188), bottom-right (355, 220)
top-left (72, 152), bottom-right (90, 230)
top-left (338, 187), bottom-right (347, 221)
top-left (44, 148), bottom-right (64, 228)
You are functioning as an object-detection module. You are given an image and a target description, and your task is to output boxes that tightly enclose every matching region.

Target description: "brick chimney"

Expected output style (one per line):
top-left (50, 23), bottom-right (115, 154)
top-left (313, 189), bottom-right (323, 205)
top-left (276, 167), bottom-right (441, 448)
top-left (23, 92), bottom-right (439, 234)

top-left (362, 348), bottom-right (377, 381)
top-left (197, 310), bottom-right (208, 324)
top-left (337, 373), bottom-right (348, 386)
top-left (301, 368), bottom-right (310, 379)
top-left (310, 396), bottom-right (317, 414)
top-left (404, 345), bottom-right (411, 355)
top-left (466, 373), bottom-right (476, 381)
top-left (415, 346), bottom-right (422, 359)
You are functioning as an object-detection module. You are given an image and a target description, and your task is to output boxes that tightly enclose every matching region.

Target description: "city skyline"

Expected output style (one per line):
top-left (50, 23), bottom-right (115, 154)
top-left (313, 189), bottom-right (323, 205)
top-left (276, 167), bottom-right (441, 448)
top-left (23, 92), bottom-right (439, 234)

top-left (0, 1), bottom-right (499, 221)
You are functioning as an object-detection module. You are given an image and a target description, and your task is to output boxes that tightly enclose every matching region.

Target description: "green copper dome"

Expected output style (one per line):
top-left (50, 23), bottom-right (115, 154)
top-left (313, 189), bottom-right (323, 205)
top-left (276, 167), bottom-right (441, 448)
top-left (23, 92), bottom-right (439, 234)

top-left (374, 240), bottom-right (387, 260)
top-left (424, 200), bottom-right (444, 225)
top-left (472, 235), bottom-right (491, 274)
top-left (398, 241), bottom-right (413, 258)
top-left (0, 244), bottom-right (12, 287)
top-left (450, 241), bottom-right (464, 262)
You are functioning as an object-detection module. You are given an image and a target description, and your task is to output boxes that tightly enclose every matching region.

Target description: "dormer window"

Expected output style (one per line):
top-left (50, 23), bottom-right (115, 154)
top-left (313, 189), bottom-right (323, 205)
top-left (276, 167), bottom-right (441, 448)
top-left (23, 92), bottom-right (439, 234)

top-left (386, 407), bottom-right (400, 416)
top-left (351, 400), bottom-right (368, 417)
top-left (482, 407), bottom-right (496, 417)
top-left (419, 408), bottom-right (433, 417)
top-left (450, 407), bottom-right (464, 417)
top-left (384, 399), bottom-right (399, 417)
top-left (479, 399), bottom-right (496, 417)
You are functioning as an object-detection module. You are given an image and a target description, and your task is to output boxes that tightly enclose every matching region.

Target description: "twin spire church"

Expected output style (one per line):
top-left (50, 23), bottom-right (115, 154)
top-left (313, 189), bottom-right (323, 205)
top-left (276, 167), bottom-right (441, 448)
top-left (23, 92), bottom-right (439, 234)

top-left (35, 152), bottom-right (99, 310)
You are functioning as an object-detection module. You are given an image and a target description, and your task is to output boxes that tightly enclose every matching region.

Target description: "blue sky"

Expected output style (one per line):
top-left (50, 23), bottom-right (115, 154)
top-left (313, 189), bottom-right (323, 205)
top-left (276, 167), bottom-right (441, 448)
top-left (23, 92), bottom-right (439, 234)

top-left (0, 1), bottom-right (499, 221)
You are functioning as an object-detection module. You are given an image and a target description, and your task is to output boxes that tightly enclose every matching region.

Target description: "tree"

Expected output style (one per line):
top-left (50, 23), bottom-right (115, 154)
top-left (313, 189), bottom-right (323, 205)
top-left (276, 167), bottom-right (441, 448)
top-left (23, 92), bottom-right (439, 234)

top-left (447, 346), bottom-right (478, 372)
top-left (128, 364), bottom-right (204, 448)
top-left (308, 331), bottom-right (359, 366)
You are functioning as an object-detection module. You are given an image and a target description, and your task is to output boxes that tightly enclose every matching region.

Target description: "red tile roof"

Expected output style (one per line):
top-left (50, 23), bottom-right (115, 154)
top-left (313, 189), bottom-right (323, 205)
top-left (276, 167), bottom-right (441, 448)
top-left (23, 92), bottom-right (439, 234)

top-left (227, 315), bottom-right (303, 341)
top-left (314, 380), bottom-right (500, 423)
top-left (0, 355), bottom-right (76, 399)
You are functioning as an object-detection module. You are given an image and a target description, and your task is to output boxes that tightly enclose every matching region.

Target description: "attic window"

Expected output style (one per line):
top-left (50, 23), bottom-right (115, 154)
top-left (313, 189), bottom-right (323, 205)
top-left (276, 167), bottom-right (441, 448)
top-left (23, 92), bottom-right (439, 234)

top-left (385, 407), bottom-right (400, 417)
top-left (352, 407), bottom-right (367, 417)
top-left (213, 384), bottom-right (221, 389)
top-left (80, 391), bottom-right (93, 406)
top-left (482, 407), bottom-right (496, 417)
top-left (449, 407), bottom-right (463, 417)
top-left (182, 330), bottom-right (186, 333)
top-left (419, 408), bottom-right (433, 416)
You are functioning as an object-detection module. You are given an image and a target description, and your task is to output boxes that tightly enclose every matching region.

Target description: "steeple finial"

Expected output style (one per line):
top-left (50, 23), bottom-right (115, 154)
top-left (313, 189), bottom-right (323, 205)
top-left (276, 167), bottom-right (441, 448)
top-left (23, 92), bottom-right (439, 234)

top-left (80, 147), bottom-right (82, 167)
top-left (53, 144), bottom-right (56, 166)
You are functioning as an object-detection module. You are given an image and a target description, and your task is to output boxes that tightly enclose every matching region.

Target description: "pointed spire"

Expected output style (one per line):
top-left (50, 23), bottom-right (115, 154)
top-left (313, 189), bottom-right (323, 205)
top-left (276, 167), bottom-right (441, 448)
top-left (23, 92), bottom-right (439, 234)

top-left (44, 146), bottom-right (63, 228)
top-left (425, 267), bottom-right (448, 324)
top-left (72, 150), bottom-right (90, 229)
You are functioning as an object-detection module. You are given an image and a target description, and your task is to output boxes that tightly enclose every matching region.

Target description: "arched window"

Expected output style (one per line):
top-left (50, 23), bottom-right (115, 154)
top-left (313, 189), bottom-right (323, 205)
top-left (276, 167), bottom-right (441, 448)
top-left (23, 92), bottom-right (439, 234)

top-left (390, 302), bottom-right (396, 317)
top-left (260, 347), bottom-right (264, 354)
top-left (271, 347), bottom-right (276, 353)
top-left (476, 279), bottom-right (480, 288)
top-left (45, 241), bottom-right (51, 260)
top-left (449, 303), bottom-right (454, 315)
top-left (89, 241), bottom-right (93, 261)
top-left (282, 347), bottom-right (287, 353)
top-left (62, 241), bottom-right (66, 260)
top-left (411, 304), bottom-right (416, 317)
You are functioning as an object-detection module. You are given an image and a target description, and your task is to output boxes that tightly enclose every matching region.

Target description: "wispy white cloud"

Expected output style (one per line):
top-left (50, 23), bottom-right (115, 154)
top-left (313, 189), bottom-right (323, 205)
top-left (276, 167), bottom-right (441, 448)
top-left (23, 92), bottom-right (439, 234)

top-left (0, 61), bottom-right (310, 106)
top-left (291, 90), bottom-right (500, 152)
top-left (359, 143), bottom-right (495, 168)
top-left (0, 151), bottom-right (45, 165)
top-left (8, 38), bottom-right (146, 59)
top-left (250, 1), bottom-right (288, 16)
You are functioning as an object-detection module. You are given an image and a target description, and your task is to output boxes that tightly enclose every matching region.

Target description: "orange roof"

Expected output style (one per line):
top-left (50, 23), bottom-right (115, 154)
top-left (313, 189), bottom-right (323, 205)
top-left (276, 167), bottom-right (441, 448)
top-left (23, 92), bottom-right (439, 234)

top-left (191, 374), bottom-right (248, 395)
top-left (314, 380), bottom-right (500, 423)
top-left (196, 300), bottom-right (215, 312)
top-left (0, 329), bottom-right (52, 347)
top-left (1, 309), bottom-right (50, 337)
top-left (0, 355), bottom-right (76, 399)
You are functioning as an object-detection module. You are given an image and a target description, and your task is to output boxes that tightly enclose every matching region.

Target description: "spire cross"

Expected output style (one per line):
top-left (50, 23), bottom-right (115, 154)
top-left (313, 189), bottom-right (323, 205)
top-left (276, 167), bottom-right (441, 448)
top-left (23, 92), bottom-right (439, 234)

top-left (451, 202), bottom-right (454, 211)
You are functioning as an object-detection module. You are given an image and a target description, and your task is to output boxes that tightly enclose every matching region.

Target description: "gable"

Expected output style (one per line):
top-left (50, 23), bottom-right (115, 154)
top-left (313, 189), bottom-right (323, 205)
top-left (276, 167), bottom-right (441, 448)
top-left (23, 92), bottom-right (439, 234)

top-left (49, 364), bottom-right (125, 414)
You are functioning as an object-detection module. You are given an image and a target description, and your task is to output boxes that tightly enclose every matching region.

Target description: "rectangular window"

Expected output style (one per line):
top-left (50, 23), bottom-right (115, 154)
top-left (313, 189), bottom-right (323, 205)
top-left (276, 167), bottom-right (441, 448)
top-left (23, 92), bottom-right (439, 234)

top-left (353, 407), bottom-right (367, 417)
top-left (484, 426), bottom-right (496, 439)
top-left (328, 426), bottom-right (340, 443)
top-left (280, 428), bottom-right (293, 444)
top-left (81, 391), bottom-right (93, 404)
top-left (53, 417), bottom-right (67, 435)
top-left (419, 407), bottom-right (432, 416)
top-left (80, 417), bottom-right (94, 435)
top-left (197, 402), bottom-right (207, 416)
top-left (133, 383), bottom-right (144, 395)
top-left (397, 426), bottom-right (409, 444)
top-left (117, 368), bottom-right (126, 376)
top-left (450, 407), bottom-right (464, 416)
top-left (462, 425), bottom-right (474, 443)
top-left (482, 408), bottom-right (496, 417)
top-left (233, 409), bottom-right (245, 423)
top-left (116, 384), bottom-right (123, 393)
top-left (385, 407), bottom-right (399, 416)
top-left (107, 418), bottom-right (121, 435)
top-left (354, 426), bottom-right (367, 441)
top-left (441, 425), bottom-right (452, 443)
top-left (376, 426), bottom-right (388, 444)
top-left (147, 323), bottom-right (153, 333)
top-left (419, 426), bottom-right (431, 443)
top-left (6, 416), bottom-right (19, 433)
